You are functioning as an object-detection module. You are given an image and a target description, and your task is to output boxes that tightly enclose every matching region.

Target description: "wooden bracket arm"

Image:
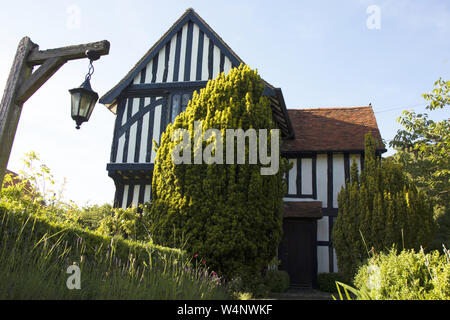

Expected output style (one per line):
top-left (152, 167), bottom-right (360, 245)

top-left (15, 39), bottom-right (110, 105)
top-left (16, 57), bottom-right (66, 105)
top-left (27, 40), bottom-right (110, 66)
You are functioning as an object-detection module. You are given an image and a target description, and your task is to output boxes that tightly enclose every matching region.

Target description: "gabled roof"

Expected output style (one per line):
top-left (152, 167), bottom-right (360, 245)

top-left (100, 8), bottom-right (245, 108)
top-left (100, 8), bottom-right (294, 138)
top-left (282, 106), bottom-right (386, 153)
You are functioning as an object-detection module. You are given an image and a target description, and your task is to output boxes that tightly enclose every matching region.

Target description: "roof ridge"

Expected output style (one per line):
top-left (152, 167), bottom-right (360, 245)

top-left (288, 106), bottom-right (372, 111)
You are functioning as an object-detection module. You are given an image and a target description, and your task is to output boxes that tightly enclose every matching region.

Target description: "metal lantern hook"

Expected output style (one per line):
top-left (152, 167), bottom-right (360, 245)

top-left (84, 50), bottom-right (101, 81)
top-left (85, 60), bottom-right (95, 81)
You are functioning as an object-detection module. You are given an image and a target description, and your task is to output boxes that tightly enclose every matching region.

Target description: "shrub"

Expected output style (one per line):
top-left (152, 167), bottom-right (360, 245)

top-left (148, 64), bottom-right (289, 280)
top-left (225, 269), bottom-right (290, 298)
top-left (317, 273), bottom-right (347, 293)
top-left (353, 247), bottom-right (450, 300)
top-left (264, 269), bottom-right (290, 293)
top-left (96, 206), bottom-right (151, 241)
top-left (332, 133), bottom-right (435, 280)
top-left (431, 207), bottom-right (450, 252)
top-left (226, 273), bottom-right (269, 299)
top-left (77, 204), bottom-right (113, 231)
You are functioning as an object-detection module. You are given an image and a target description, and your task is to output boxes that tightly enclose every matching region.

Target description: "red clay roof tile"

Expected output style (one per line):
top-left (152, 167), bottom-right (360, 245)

top-left (282, 106), bottom-right (385, 153)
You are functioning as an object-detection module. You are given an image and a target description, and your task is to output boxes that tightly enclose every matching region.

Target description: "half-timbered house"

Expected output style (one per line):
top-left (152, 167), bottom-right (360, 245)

top-left (100, 8), bottom-right (385, 288)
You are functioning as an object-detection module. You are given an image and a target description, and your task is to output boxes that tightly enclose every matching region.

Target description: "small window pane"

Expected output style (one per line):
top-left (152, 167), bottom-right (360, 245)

top-left (171, 94), bottom-right (181, 122)
top-left (181, 94), bottom-right (191, 112)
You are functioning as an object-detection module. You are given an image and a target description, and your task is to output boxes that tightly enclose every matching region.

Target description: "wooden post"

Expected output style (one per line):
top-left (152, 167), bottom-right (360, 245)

top-left (0, 37), bottom-right (110, 190)
top-left (0, 37), bottom-right (34, 191)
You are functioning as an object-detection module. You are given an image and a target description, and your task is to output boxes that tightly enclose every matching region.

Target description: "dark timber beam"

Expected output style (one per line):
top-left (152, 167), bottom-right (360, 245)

top-left (0, 37), bottom-right (110, 190)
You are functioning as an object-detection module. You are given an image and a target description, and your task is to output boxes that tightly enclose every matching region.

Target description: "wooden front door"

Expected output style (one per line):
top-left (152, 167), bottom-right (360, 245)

top-left (278, 219), bottom-right (317, 287)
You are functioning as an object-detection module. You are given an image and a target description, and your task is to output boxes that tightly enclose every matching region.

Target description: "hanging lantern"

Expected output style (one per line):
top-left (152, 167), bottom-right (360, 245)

top-left (69, 50), bottom-right (100, 129)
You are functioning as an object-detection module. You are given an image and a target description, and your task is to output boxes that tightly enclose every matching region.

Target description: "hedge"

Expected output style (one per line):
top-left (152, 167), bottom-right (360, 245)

top-left (0, 201), bottom-right (184, 269)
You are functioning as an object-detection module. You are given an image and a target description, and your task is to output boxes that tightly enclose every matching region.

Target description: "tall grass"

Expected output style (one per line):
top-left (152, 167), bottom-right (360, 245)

top-left (0, 206), bottom-right (230, 299)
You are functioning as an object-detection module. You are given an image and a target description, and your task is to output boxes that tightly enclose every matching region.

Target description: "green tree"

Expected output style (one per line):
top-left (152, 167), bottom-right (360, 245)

top-left (148, 64), bottom-right (288, 280)
top-left (332, 133), bottom-right (434, 280)
top-left (389, 78), bottom-right (450, 250)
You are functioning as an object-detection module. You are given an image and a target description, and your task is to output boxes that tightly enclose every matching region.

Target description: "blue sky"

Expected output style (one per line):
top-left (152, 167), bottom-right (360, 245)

top-left (1, 0), bottom-right (449, 205)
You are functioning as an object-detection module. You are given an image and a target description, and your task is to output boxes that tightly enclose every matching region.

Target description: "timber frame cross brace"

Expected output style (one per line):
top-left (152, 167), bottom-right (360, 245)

top-left (0, 37), bottom-right (110, 190)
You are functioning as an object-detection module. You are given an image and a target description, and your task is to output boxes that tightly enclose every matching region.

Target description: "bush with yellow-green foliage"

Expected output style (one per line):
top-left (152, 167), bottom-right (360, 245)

top-left (148, 64), bottom-right (289, 280)
top-left (353, 247), bottom-right (449, 300)
top-left (96, 206), bottom-right (152, 242)
top-left (332, 133), bottom-right (435, 281)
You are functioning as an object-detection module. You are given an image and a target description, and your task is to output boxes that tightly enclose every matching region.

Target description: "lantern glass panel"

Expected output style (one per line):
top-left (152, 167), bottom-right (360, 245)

top-left (79, 92), bottom-right (92, 118)
top-left (86, 96), bottom-right (96, 120)
top-left (71, 91), bottom-right (81, 117)
top-left (84, 92), bottom-right (98, 121)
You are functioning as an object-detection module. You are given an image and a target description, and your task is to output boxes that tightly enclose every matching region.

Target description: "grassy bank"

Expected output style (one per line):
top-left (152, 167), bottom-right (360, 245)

top-left (0, 200), bottom-right (230, 299)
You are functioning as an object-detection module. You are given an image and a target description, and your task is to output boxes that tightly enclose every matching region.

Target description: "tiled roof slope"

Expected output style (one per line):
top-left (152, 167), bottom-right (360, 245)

top-left (282, 106), bottom-right (386, 153)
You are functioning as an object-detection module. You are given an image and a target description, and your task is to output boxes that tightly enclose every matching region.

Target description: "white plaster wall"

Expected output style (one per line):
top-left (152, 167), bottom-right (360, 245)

top-left (190, 24), bottom-right (200, 81)
top-left (316, 154), bottom-right (328, 208)
top-left (138, 97), bottom-right (151, 163)
top-left (332, 153), bottom-right (345, 208)
top-left (150, 104), bottom-right (162, 163)
top-left (288, 158), bottom-right (297, 195)
top-left (122, 185), bottom-right (129, 209)
top-left (144, 185), bottom-right (151, 203)
top-left (317, 246), bottom-right (329, 273)
top-left (132, 185), bottom-right (140, 206)
top-left (317, 216), bottom-right (329, 242)
top-left (301, 158), bottom-right (313, 194)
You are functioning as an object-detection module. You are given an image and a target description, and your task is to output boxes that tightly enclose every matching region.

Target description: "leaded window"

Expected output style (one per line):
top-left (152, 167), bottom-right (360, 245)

top-left (170, 92), bottom-right (192, 122)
